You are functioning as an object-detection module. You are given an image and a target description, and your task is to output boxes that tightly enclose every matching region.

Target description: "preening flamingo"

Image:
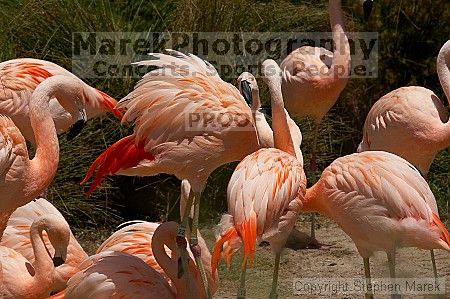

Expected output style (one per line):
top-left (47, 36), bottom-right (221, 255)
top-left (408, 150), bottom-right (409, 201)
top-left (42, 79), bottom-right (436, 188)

top-left (0, 214), bottom-right (70, 299)
top-left (0, 75), bottom-right (87, 237)
top-left (97, 180), bottom-right (218, 293)
top-left (0, 58), bottom-right (122, 144)
top-left (212, 59), bottom-right (306, 299)
top-left (82, 50), bottom-right (274, 296)
top-left (358, 40), bottom-right (450, 176)
top-left (302, 151), bottom-right (450, 299)
top-left (51, 222), bottom-right (214, 299)
top-left (0, 198), bottom-right (88, 293)
top-left (280, 0), bottom-right (351, 245)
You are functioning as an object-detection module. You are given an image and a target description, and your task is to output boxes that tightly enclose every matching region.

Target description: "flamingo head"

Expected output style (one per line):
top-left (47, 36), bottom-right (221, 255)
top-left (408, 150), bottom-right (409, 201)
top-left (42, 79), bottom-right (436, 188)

top-left (362, 0), bottom-right (373, 20)
top-left (81, 85), bottom-right (123, 120)
top-left (237, 72), bottom-right (260, 110)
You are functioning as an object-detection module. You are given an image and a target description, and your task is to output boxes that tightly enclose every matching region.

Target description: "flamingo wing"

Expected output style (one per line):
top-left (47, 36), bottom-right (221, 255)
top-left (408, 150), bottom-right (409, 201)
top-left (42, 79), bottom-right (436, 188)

top-left (96, 221), bottom-right (171, 283)
top-left (117, 50), bottom-right (254, 148)
top-left (318, 151), bottom-right (449, 252)
top-left (64, 251), bottom-right (174, 299)
top-left (0, 58), bottom-right (121, 128)
top-left (214, 148), bottom-right (305, 271)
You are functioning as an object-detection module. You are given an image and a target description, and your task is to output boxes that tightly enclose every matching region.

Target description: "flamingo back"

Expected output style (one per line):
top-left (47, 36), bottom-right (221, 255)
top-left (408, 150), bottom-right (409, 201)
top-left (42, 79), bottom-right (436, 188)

top-left (63, 251), bottom-right (175, 299)
top-left (305, 151), bottom-right (450, 257)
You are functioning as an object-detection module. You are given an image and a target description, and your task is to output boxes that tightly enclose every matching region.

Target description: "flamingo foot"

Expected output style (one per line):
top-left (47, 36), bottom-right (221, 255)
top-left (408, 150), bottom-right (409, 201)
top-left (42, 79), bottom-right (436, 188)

top-left (306, 237), bottom-right (332, 250)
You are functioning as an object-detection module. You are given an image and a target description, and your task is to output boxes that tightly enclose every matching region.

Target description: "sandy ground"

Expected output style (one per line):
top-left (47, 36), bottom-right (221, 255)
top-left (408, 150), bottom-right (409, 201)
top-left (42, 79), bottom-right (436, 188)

top-left (76, 215), bottom-right (449, 299)
top-left (208, 216), bottom-right (450, 299)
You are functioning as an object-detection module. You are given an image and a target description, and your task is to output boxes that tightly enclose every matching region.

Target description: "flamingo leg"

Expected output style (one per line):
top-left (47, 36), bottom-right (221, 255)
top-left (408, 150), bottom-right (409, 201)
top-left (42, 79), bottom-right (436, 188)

top-left (189, 191), bottom-right (212, 299)
top-left (363, 257), bottom-right (374, 299)
top-left (237, 258), bottom-right (248, 299)
top-left (269, 252), bottom-right (281, 299)
top-left (387, 250), bottom-right (401, 299)
top-left (307, 121), bottom-right (324, 249)
top-left (430, 249), bottom-right (438, 287)
top-left (177, 190), bottom-right (194, 282)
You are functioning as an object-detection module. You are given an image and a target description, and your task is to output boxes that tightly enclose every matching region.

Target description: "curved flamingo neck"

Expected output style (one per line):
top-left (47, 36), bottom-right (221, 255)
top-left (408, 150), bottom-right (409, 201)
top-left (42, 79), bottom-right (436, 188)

top-left (29, 218), bottom-right (54, 293)
top-left (437, 41), bottom-right (450, 105)
top-left (152, 222), bottom-right (189, 298)
top-left (328, 0), bottom-right (350, 82)
top-left (436, 41), bottom-right (450, 148)
top-left (22, 79), bottom-right (61, 202)
top-left (262, 60), bottom-right (296, 156)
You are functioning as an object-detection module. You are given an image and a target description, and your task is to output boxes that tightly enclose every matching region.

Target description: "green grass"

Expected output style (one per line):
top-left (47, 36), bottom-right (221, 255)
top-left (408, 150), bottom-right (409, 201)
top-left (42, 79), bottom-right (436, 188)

top-left (0, 0), bottom-right (448, 229)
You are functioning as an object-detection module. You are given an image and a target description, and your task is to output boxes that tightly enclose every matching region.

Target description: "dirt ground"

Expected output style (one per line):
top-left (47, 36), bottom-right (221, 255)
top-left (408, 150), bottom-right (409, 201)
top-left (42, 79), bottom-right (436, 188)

top-left (76, 215), bottom-right (449, 299)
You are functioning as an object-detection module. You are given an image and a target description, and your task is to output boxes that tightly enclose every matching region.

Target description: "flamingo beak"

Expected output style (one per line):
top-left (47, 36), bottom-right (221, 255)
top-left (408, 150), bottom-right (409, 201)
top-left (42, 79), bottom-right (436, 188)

top-left (52, 256), bottom-right (65, 267)
top-left (363, 0), bottom-right (373, 20)
top-left (260, 105), bottom-right (272, 118)
top-left (240, 80), bottom-right (252, 106)
top-left (67, 108), bottom-right (87, 141)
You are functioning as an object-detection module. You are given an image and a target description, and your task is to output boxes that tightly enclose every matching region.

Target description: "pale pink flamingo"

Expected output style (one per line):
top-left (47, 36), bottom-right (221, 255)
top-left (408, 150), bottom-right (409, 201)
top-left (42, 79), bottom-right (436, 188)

top-left (50, 222), bottom-right (214, 299)
top-left (0, 58), bottom-right (122, 144)
top-left (97, 180), bottom-right (218, 292)
top-left (81, 50), bottom-right (274, 297)
top-left (280, 0), bottom-right (352, 245)
top-left (302, 151), bottom-right (450, 299)
top-left (0, 75), bottom-right (87, 238)
top-left (0, 198), bottom-right (88, 293)
top-left (358, 40), bottom-right (450, 176)
top-left (212, 59), bottom-right (306, 299)
top-left (0, 213), bottom-right (70, 299)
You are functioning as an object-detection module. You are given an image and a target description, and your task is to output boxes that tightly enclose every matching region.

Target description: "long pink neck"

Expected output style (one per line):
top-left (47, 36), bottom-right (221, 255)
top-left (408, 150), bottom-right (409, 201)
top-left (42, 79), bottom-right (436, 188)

top-left (29, 218), bottom-right (54, 294)
top-left (263, 61), bottom-right (296, 156)
top-left (436, 41), bottom-right (450, 148)
top-left (22, 78), bottom-right (62, 203)
top-left (328, 0), bottom-right (350, 83)
top-left (152, 222), bottom-right (191, 298)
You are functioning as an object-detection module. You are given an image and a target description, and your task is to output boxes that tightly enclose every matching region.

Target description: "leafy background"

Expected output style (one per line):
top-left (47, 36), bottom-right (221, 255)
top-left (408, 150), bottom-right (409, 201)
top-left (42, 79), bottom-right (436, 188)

top-left (0, 0), bottom-right (448, 234)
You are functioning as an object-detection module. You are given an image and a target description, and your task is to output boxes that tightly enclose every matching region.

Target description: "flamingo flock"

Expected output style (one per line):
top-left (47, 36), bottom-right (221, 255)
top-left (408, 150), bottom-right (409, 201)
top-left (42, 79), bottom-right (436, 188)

top-left (0, 1), bottom-right (448, 298)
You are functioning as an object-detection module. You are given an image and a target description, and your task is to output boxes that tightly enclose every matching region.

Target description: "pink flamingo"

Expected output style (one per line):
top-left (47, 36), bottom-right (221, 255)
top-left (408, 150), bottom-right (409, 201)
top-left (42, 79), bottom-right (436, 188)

top-left (97, 180), bottom-right (218, 292)
top-left (81, 50), bottom-right (274, 297)
top-left (358, 40), bottom-right (450, 176)
top-left (50, 222), bottom-right (214, 299)
top-left (0, 198), bottom-right (88, 293)
top-left (0, 75), bottom-right (87, 237)
top-left (0, 58), bottom-right (122, 144)
top-left (280, 0), bottom-right (352, 246)
top-left (302, 151), bottom-right (450, 299)
top-left (0, 213), bottom-right (70, 299)
top-left (212, 59), bottom-right (306, 299)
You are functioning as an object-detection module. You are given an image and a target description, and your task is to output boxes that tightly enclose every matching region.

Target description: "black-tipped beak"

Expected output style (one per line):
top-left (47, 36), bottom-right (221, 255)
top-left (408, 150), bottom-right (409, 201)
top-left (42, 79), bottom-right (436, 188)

top-left (240, 80), bottom-right (252, 106)
top-left (363, 0), bottom-right (373, 20)
top-left (260, 105), bottom-right (272, 118)
top-left (52, 256), bottom-right (65, 267)
top-left (67, 108), bottom-right (87, 141)
top-left (67, 119), bottom-right (87, 141)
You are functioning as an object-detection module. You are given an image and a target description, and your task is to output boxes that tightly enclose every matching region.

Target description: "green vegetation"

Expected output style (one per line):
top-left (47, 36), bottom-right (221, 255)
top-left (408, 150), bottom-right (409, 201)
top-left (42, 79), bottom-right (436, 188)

top-left (0, 0), bottom-right (448, 231)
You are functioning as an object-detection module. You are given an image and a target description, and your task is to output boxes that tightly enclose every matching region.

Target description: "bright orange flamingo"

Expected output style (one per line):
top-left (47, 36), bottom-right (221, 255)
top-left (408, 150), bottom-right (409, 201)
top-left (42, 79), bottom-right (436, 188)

top-left (358, 40), bottom-right (450, 176)
top-left (0, 198), bottom-right (88, 293)
top-left (212, 59), bottom-right (306, 299)
top-left (302, 151), bottom-right (450, 299)
top-left (280, 0), bottom-right (352, 246)
top-left (81, 50), bottom-right (274, 297)
top-left (0, 75), bottom-right (87, 238)
top-left (0, 214), bottom-right (70, 299)
top-left (50, 222), bottom-right (214, 299)
top-left (0, 58), bottom-right (122, 144)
